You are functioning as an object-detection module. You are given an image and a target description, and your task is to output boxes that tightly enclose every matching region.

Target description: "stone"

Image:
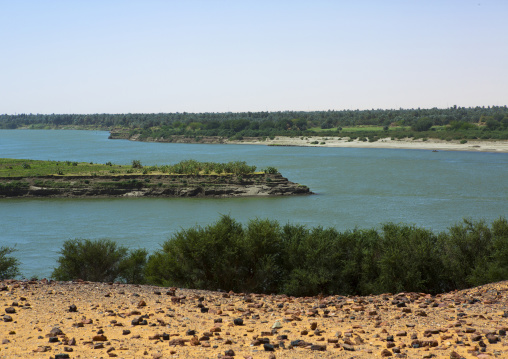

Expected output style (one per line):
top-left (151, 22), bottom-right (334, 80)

top-left (310, 322), bottom-right (317, 330)
top-left (264, 343), bottom-right (275, 351)
top-left (3, 315), bottom-right (13, 322)
top-left (381, 349), bottom-right (393, 357)
top-left (233, 318), bottom-right (243, 325)
top-left (92, 334), bottom-right (108, 341)
top-left (50, 327), bottom-right (64, 336)
top-left (224, 349), bottom-right (235, 356)
top-left (68, 304), bottom-right (77, 312)
top-left (310, 344), bottom-right (326, 351)
top-left (271, 320), bottom-right (282, 329)
top-left (342, 344), bottom-right (355, 351)
top-left (5, 307), bottom-right (16, 314)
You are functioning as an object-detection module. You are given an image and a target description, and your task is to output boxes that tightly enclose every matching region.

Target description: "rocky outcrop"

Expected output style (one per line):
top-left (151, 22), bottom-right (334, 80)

top-left (0, 173), bottom-right (312, 198)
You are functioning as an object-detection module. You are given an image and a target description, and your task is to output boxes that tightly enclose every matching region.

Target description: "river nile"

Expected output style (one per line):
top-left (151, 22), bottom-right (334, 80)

top-left (0, 129), bottom-right (507, 278)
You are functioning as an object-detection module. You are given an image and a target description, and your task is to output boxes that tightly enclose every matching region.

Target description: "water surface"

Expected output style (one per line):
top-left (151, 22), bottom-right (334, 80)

top-left (0, 130), bottom-right (506, 278)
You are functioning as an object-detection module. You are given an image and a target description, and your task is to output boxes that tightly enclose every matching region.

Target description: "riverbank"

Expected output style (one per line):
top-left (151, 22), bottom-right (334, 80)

top-left (0, 173), bottom-right (312, 198)
top-left (1, 279), bottom-right (507, 358)
top-left (109, 131), bottom-right (508, 153)
top-left (231, 136), bottom-right (508, 153)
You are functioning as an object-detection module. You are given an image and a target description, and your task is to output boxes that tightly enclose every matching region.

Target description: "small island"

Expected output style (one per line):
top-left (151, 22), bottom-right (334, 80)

top-left (0, 159), bottom-right (312, 198)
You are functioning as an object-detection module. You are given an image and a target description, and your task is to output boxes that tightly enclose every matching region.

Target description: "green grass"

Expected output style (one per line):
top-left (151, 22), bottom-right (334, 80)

top-left (0, 159), bottom-right (134, 177)
top-left (0, 159), bottom-right (272, 177)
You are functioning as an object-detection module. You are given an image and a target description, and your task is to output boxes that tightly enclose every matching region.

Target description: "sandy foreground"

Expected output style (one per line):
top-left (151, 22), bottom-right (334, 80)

top-left (227, 137), bottom-right (508, 153)
top-left (1, 280), bottom-right (508, 359)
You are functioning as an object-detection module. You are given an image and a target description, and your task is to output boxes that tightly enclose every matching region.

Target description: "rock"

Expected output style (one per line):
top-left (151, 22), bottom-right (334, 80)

top-left (272, 320), bottom-right (282, 329)
top-left (233, 318), bottom-right (243, 325)
top-left (342, 344), bottom-right (355, 351)
top-left (224, 349), bottom-right (235, 356)
top-left (168, 338), bottom-right (186, 346)
top-left (3, 315), bottom-right (13, 322)
top-left (92, 334), bottom-right (108, 341)
top-left (5, 307), bottom-right (16, 314)
top-left (54, 354), bottom-right (70, 359)
top-left (48, 337), bottom-right (59, 343)
top-left (310, 322), bottom-right (318, 330)
top-left (49, 327), bottom-right (64, 336)
top-left (190, 336), bottom-right (200, 346)
top-left (310, 344), bottom-right (326, 351)
top-left (264, 343), bottom-right (275, 351)
top-left (68, 304), bottom-right (77, 312)
top-left (381, 349), bottom-right (392, 357)
top-left (122, 329), bottom-right (131, 335)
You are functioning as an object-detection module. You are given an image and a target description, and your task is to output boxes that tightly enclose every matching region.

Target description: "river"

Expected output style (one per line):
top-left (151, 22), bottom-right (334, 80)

top-left (0, 129), bottom-right (507, 278)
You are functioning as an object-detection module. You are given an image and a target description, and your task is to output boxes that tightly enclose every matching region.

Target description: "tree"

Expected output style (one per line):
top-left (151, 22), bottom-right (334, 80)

top-left (0, 246), bottom-right (20, 279)
top-left (411, 117), bottom-right (433, 132)
top-left (52, 239), bottom-right (146, 283)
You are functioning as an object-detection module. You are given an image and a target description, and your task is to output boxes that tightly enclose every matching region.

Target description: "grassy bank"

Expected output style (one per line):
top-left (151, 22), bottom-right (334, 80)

top-left (0, 158), bottom-right (270, 177)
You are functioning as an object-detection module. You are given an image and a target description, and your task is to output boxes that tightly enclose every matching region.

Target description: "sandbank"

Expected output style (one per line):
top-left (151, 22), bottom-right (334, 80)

top-left (229, 137), bottom-right (508, 153)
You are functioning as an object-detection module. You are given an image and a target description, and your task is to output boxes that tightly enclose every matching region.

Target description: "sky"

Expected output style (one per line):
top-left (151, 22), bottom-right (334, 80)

top-left (1, 0), bottom-right (507, 114)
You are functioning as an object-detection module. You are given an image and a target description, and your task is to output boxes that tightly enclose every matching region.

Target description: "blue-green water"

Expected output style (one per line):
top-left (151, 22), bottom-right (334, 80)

top-left (0, 130), bottom-right (507, 278)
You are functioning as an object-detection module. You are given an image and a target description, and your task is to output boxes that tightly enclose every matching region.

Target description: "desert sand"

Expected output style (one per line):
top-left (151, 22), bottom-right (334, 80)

top-left (1, 279), bottom-right (508, 358)
top-left (228, 137), bottom-right (508, 153)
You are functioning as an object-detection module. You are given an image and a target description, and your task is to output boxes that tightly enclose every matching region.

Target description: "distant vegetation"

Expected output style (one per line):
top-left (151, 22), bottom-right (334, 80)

top-left (0, 158), bottom-right (268, 177)
top-left (37, 216), bottom-right (508, 296)
top-left (1, 106), bottom-right (508, 140)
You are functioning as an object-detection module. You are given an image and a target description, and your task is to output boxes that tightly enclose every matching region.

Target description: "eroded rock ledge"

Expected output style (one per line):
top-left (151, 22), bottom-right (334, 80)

top-left (0, 173), bottom-right (312, 198)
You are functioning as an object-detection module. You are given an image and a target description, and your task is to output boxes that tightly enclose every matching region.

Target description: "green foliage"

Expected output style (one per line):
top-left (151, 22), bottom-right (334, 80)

top-left (263, 166), bottom-right (279, 174)
top-left (132, 159), bottom-right (143, 168)
top-left (4, 106), bottom-right (508, 140)
top-left (145, 216), bottom-right (508, 296)
top-left (0, 247), bottom-right (20, 279)
top-left (51, 239), bottom-right (147, 283)
top-left (411, 117), bottom-right (434, 131)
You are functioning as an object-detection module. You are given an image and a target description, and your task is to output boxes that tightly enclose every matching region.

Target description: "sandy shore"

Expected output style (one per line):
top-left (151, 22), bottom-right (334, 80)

top-left (228, 137), bottom-right (508, 153)
top-left (2, 279), bottom-right (508, 358)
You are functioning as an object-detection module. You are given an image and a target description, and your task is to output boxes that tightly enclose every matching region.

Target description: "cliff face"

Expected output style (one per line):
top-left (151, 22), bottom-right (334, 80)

top-left (0, 173), bottom-right (312, 198)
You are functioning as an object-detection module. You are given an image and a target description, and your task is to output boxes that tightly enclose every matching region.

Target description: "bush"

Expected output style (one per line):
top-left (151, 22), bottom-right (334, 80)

top-left (52, 239), bottom-right (147, 283)
top-left (0, 246), bottom-right (20, 279)
top-left (132, 159), bottom-right (143, 168)
top-left (412, 117), bottom-right (433, 132)
top-left (144, 216), bottom-right (508, 296)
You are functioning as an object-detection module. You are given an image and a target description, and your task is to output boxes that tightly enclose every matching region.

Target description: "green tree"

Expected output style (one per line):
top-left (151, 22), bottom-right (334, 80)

top-left (411, 117), bottom-right (433, 132)
top-left (0, 246), bottom-right (20, 279)
top-left (52, 239), bottom-right (146, 283)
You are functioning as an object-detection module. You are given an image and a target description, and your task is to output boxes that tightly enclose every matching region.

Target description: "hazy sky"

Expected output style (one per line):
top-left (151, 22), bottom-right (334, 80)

top-left (1, 0), bottom-right (507, 114)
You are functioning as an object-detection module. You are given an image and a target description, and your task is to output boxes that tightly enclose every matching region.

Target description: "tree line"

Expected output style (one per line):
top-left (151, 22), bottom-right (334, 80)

top-left (2, 106), bottom-right (508, 136)
top-left (2, 216), bottom-right (507, 297)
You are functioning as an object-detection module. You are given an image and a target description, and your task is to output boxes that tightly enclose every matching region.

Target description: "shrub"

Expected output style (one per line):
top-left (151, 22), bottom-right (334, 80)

top-left (144, 216), bottom-right (508, 296)
top-left (264, 166), bottom-right (279, 174)
top-left (0, 246), bottom-right (20, 279)
top-left (412, 117), bottom-right (433, 131)
top-left (132, 159), bottom-right (143, 168)
top-left (52, 239), bottom-right (147, 283)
